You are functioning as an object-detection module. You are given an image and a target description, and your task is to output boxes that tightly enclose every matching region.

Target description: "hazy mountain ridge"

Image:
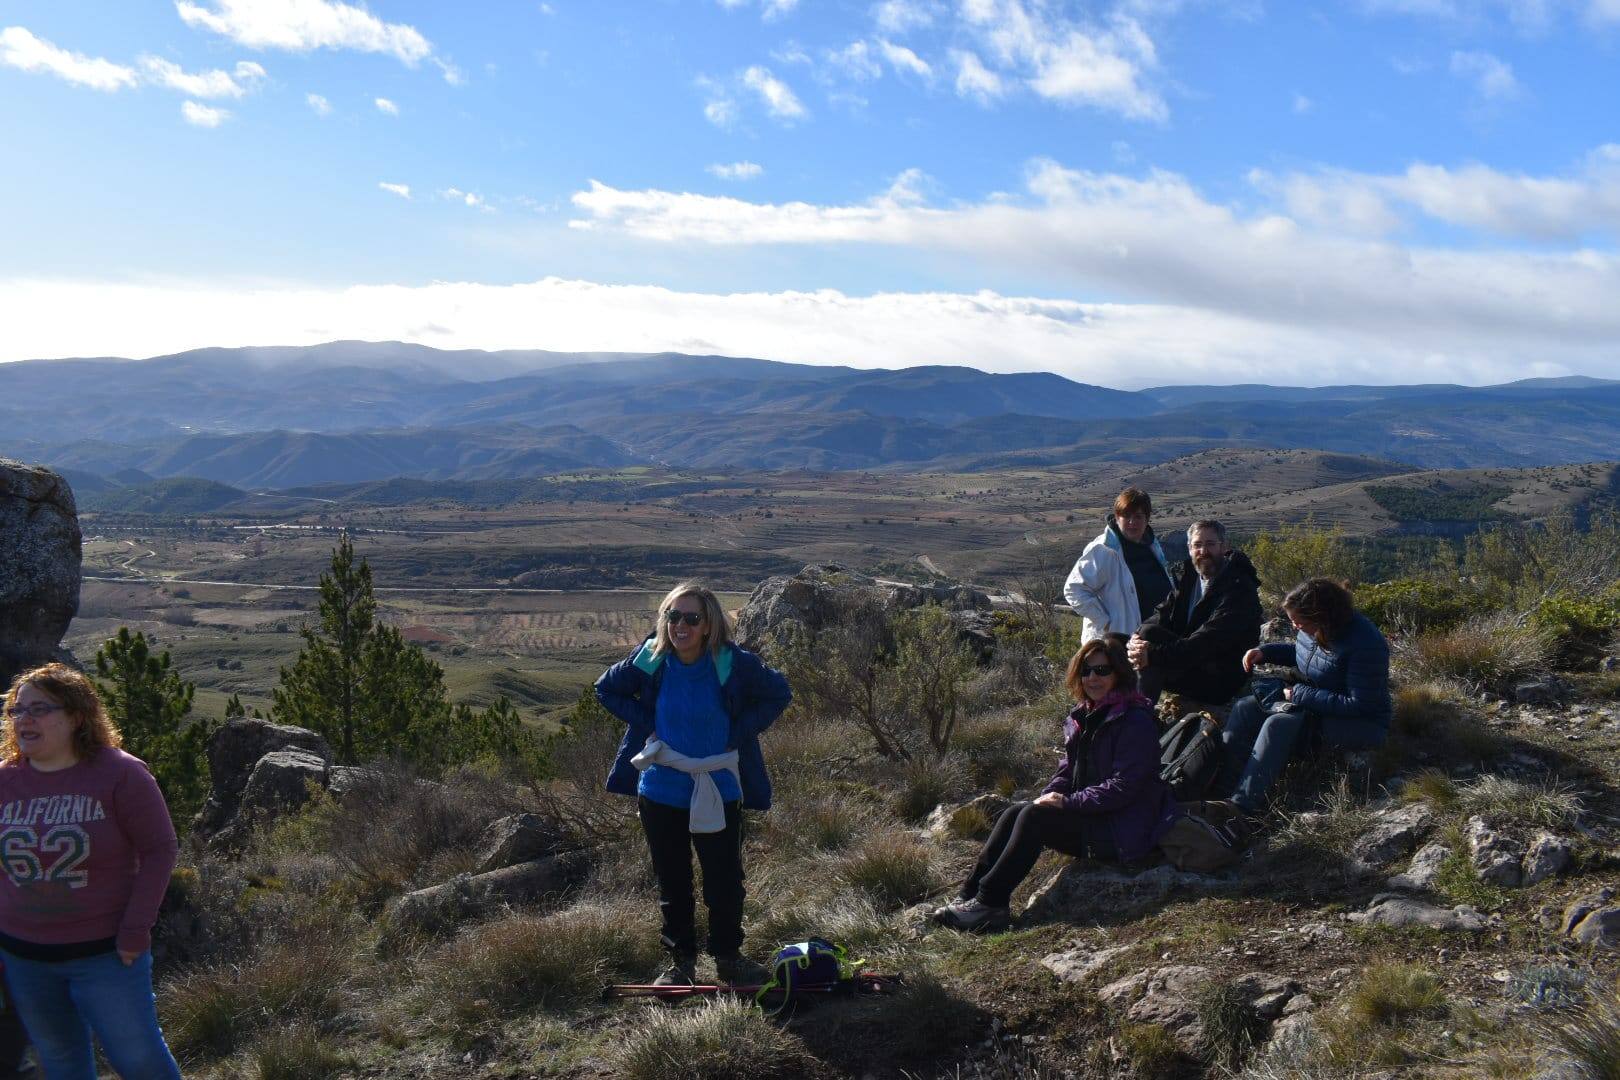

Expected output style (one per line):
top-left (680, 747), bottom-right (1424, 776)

top-left (7, 341), bottom-right (1620, 486)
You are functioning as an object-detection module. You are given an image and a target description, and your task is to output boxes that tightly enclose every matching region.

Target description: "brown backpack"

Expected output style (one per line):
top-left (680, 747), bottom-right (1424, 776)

top-left (1158, 811), bottom-right (1246, 874)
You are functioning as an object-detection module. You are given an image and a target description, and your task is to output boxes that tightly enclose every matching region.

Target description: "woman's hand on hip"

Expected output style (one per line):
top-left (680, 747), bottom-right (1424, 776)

top-left (119, 949), bottom-right (141, 966)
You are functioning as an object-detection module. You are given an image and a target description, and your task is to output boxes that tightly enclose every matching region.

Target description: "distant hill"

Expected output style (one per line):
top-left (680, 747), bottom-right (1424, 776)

top-left (78, 476), bottom-right (247, 514)
top-left (6, 340), bottom-right (1620, 485)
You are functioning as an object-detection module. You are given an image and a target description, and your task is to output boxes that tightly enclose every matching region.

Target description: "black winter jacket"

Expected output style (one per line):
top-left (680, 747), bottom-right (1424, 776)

top-left (1136, 550), bottom-right (1262, 704)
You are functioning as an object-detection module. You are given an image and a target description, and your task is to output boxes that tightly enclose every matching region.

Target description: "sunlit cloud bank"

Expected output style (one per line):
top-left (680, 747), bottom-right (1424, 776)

top-left (0, 277), bottom-right (1587, 388)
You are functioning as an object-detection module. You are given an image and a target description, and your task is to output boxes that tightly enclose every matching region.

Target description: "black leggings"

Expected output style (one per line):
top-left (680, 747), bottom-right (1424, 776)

top-left (961, 801), bottom-right (1108, 908)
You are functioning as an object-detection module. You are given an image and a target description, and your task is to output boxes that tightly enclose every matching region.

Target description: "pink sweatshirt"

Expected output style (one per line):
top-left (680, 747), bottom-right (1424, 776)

top-left (0, 748), bottom-right (179, 956)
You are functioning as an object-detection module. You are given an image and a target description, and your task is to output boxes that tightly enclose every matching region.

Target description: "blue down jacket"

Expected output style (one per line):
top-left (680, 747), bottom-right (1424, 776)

top-left (596, 639), bottom-right (792, 811)
top-left (1258, 612), bottom-right (1392, 728)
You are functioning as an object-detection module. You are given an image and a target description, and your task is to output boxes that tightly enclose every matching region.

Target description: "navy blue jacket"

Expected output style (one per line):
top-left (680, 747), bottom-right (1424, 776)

top-left (596, 639), bottom-right (792, 811)
top-left (1259, 612), bottom-right (1391, 728)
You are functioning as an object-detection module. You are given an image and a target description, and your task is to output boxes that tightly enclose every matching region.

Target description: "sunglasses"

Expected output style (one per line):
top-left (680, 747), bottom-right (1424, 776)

top-left (664, 610), bottom-right (705, 627)
top-left (1080, 663), bottom-right (1115, 678)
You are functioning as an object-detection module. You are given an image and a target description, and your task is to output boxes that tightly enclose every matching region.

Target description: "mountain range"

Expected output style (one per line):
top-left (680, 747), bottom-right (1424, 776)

top-left (5, 341), bottom-right (1617, 491)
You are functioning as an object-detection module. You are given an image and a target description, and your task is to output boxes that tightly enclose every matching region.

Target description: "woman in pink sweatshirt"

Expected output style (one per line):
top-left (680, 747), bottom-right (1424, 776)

top-left (0, 664), bottom-right (181, 1080)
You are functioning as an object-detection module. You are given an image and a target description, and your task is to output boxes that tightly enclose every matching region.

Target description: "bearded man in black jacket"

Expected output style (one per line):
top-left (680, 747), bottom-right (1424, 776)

top-left (1127, 520), bottom-right (1262, 707)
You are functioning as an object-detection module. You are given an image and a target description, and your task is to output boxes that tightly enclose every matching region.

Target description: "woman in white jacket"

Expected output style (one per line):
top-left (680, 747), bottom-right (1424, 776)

top-left (1063, 487), bottom-right (1174, 643)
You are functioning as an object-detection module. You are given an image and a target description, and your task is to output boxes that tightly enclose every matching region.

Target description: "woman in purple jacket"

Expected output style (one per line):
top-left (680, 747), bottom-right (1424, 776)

top-left (934, 634), bottom-right (1180, 933)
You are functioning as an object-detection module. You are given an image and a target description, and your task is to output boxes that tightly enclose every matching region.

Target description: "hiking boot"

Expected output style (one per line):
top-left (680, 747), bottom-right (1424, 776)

top-left (714, 951), bottom-right (770, 987)
top-left (934, 897), bottom-right (1010, 934)
top-left (653, 954), bottom-right (697, 987)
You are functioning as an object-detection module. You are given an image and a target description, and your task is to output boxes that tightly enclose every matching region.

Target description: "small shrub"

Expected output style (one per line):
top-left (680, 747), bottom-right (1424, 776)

top-left (1358, 578), bottom-right (1471, 633)
top-left (1195, 979), bottom-right (1265, 1069)
top-left (248, 1031), bottom-right (354, 1080)
top-left (414, 901), bottom-right (662, 1028)
top-left (1392, 612), bottom-right (1552, 692)
top-left (835, 833), bottom-right (939, 909)
top-left (1345, 963), bottom-right (1447, 1028)
top-left (1544, 997), bottom-right (1620, 1079)
top-left (1119, 1023), bottom-right (1182, 1075)
top-left (1391, 684), bottom-right (1459, 740)
top-left (615, 997), bottom-right (813, 1080)
top-left (893, 755), bottom-right (965, 824)
top-left (1532, 591), bottom-right (1620, 666)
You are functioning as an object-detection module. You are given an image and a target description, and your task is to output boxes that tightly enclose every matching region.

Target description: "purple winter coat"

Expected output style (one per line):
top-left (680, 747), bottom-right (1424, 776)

top-left (1040, 690), bottom-right (1182, 862)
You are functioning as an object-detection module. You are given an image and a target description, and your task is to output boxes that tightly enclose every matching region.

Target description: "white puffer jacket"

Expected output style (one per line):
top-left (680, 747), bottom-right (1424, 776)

top-left (1063, 520), bottom-right (1171, 643)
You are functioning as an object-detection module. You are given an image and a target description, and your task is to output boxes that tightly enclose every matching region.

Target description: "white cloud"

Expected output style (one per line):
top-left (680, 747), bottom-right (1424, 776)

top-left (1027, 25), bottom-right (1165, 119)
top-left (0, 26), bottom-right (138, 91)
top-left (707, 161), bottom-right (765, 180)
top-left (1450, 49), bottom-right (1521, 100)
top-left (0, 275), bottom-right (1600, 388)
top-left (952, 49), bottom-right (1004, 102)
top-left (763, 0), bottom-right (801, 17)
top-left (374, 96), bottom-right (399, 115)
top-left (139, 56), bottom-right (265, 98)
top-left (181, 100), bottom-right (230, 126)
top-left (877, 38), bottom-right (932, 78)
top-left (379, 181), bottom-right (411, 198)
top-left (443, 187), bottom-right (492, 211)
top-left (1293, 91), bottom-right (1312, 113)
top-left (704, 96), bottom-right (738, 127)
top-left (434, 58), bottom-right (465, 85)
top-left (826, 40), bottom-right (883, 81)
top-left (741, 65), bottom-right (807, 120)
top-left (175, 0), bottom-right (433, 65)
top-left (873, 0), bottom-right (937, 32)
top-left (306, 92), bottom-right (332, 114)
top-left (564, 159), bottom-right (1620, 370)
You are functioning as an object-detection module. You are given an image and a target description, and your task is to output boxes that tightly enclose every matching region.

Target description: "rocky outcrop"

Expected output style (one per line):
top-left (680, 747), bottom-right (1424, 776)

top-left (1024, 860), bottom-right (1237, 923)
top-left (1348, 893), bottom-right (1488, 932)
top-left (1352, 803), bottom-right (1435, 868)
top-left (193, 718), bottom-right (333, 850)
top-left (734, 564), bottom-right (993, 656)
top-left (1387, 841), bottom-right (1452, 891)
top-left (473, 813), bottom-right (564, 875)
top-left (1542, 888), bottom-right (1620, 948)
top-left (385, 850), bottom-right (590, 937)
top-left (0, 459), bottom-right (81, 687)
top-left (1095, 964), bottom-right (1308, 1057)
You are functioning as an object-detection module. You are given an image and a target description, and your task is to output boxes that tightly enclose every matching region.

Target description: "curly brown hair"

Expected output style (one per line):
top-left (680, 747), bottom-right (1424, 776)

top-left (1282, 578), bottom-right (1357, 639)
top-left (1064, 634), bottom-right (1137, 702)
top-left (2, 663), bottom-right (123, 765)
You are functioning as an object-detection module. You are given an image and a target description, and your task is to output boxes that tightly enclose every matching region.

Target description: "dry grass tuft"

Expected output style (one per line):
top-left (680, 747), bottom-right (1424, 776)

top-left (1345, 963), bottom-right (1448, 1028)
top-left (614, 997), bottom-right (813, 1080)
top-left (1456, 774), bottom-right (1583, 828)
top-left (834, 832), bottom-right (941, 909)
top-left (1392, 613), bottom-right (1552, 692)
top-left (162, 935), bottom-right (354, 1059)
top-left (244, 1030), bottom-right (355, 1080)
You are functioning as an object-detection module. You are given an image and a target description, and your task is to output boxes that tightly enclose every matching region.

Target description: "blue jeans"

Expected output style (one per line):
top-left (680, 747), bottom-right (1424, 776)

top-left (0, 949), bottom-right (181, 1080)
top-left (1219, 695), bottom-right (1387, 813)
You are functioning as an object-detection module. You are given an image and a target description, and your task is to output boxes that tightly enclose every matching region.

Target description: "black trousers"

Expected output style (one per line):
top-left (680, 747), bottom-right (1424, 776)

top-left (638, 796), bottom-right (746, 958)
top-left (961, 801), bottom-right (1106, 908)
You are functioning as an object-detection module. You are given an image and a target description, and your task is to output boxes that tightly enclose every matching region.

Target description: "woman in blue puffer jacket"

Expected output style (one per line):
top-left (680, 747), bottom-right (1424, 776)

top-left (1216, 577), bottom-right (1391, 816)
top-left (595, 583), bottom-right (791, 989)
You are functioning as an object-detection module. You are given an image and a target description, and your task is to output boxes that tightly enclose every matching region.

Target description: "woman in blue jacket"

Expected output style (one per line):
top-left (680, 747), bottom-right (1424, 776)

top-left (595, 583), bottom-right (791, 988)
top-left (1217, 578), bottom-right (1391, 816)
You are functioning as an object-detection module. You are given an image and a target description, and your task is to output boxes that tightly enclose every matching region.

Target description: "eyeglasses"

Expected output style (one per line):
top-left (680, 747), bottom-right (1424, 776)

top-left (1081, 663), bottom-right (1115, 678)
top-left (4, 703), bottom-right (65, 720)
top-left (664, 610), bottom-right (705, 627)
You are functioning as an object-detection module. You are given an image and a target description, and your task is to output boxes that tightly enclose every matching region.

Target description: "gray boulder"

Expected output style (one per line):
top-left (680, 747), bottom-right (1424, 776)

top-left (1041, 943), bottom-right (1134, 986)
top-left (473, 813), bottom-right (563, 875)
top-left (385, 850), bottom-right (590, 937)
top-left (193, 718), bottom-right (333, 843)
top-left (240, 750), bottom-right (329, 814)
top-left (0, 459), bottom-right (81, 687)
top-left (1521, 833), bottom-right (1572, 886)
top-left (734, 564), bottom-right (992, 656)
top-left (1348, 893), bottom-right (1487, 932)
top-left (1467, 816), bottom-right (1524, 887)
top-left (1548, 889), bottom-right (1620, 948)
top-left (1387, 841), bottom-right (1452, 891)
top-left (1352, 803), bottom-right (1435, 867)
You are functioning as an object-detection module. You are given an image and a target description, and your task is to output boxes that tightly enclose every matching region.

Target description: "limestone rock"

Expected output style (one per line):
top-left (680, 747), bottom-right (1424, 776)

top-left (926, 794), bottom-right (1010, 841)
top-left (473, 813), bottom-right (563, 875)
top-left (0, 459), bottom-right (81, 687)
top-left (1352, 803), bottom-right (1435, 867)
top-left (1555, 889), bottom-right (1620, 948)
top-left (193, 718), bottom-right (332, 845)
top-left (385, 850), bottom-right (590, 937)
top-left (1023, 859), bottom-right (1236, 923)
top-left (734, 564), bottom-right (992, 657)
top-left (1521, 833), bottom-right (1572, 886)
top-left (1467, 816), bottom-right (1523, 888)
top-left (1388, 841), bottom-right (1452, 892)
top-left (239, 750), bottom-right (328, 814)
top-left (1041, 943), bottom-right (1134, 985)
top-left (1348, 893), bottom-right (1487, 932)
top-left (1096, 966), bottom-right (1303, 1056)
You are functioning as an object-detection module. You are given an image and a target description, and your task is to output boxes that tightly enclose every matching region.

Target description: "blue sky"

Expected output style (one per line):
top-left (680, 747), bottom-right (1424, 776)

top-left (3, 0), bottom-right (1619, 387)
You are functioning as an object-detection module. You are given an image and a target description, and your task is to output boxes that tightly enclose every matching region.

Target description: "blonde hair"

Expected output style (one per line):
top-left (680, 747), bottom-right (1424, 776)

top-left (3, 663), bottom-right (123, 765)
top-left (652, 582), bottom-right (731, 658)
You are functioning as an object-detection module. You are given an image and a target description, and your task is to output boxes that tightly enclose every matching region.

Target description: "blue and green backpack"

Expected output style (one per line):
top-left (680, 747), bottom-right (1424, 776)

top-left (754, 937), bottom-right (858, 1014)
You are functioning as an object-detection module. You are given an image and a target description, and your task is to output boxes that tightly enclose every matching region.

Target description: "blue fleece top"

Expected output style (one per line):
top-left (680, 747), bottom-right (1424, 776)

top-left (637, 650), bottom-right (741, 809)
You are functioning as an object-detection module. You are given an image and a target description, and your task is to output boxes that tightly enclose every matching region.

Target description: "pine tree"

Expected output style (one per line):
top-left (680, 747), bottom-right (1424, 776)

top-left (94, 627), bottom-right (214, 817)
top-left (272, 533), bottom-right (454, 768)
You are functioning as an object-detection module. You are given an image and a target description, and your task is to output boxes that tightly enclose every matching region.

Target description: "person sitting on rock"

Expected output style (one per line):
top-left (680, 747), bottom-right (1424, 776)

top-left (1213, 578), bottom-right (1391, 818)
top-left (933, 634), bottom-right (1180, 933)
top-left (1127, 519), bottom-right (1262, 708)
top-left (1063, 486), bottom-right (1174, 643)
top-left (595, 583), bottom-right (792, 988)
